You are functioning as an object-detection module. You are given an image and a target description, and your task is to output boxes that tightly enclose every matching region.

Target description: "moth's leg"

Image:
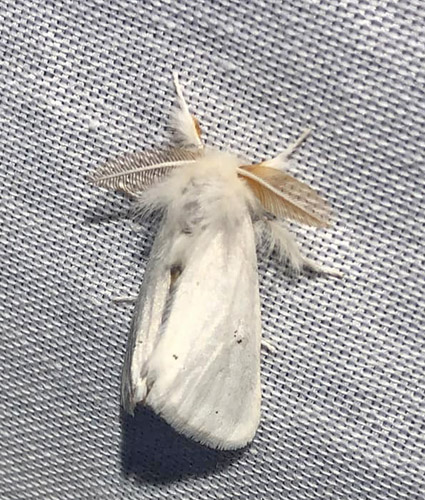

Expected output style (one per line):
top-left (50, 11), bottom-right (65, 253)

top-left (261, 338), bottom-right (277, 353)
top-left (255, 217), bottom-right (304, 272)
top-left (302, 258), bottom-right (343, 278)
top-left (173, 72), bottom-right (190, 114)
top-left (113, 295), bottom-right (138, 303)
top-left (288, 233), bottom-right (342, 278)
top-left (172, 72), bottom-right (203, 148)
top-left (261, 129), bottom-right (311, 168)
top-left (279, 128), bottom-right (311, 160)
top-left (256, 218), bottom-right (342, 277)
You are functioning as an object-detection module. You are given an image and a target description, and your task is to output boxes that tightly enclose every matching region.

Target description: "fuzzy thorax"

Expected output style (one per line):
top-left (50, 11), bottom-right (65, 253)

top-left (136, 149), bottom-right (257, 229)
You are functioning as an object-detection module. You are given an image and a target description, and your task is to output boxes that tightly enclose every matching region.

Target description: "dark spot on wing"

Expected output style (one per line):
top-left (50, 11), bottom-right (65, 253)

top-left (170, 265), bottom-right (182, 287)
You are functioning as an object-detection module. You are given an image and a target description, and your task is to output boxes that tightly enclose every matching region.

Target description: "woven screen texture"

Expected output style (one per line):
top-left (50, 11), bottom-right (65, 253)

top-left (1, 1), bottom-right (424, 499)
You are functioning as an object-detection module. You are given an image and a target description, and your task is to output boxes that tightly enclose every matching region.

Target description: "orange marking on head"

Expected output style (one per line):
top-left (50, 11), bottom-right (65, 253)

top-left (192, 115), bottom-right (202, 139)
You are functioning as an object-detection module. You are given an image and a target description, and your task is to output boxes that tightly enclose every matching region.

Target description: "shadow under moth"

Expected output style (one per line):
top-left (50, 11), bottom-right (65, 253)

top-left (90, 74), bottom-right (340, 450)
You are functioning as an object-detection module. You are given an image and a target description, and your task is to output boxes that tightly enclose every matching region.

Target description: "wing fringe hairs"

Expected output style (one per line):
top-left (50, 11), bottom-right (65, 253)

top-left (91, 74), bottom-right (339, 450)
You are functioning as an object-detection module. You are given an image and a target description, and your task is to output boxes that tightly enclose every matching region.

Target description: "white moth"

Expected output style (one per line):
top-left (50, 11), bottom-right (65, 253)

top-left (91, 74), bottom-right (340, 450)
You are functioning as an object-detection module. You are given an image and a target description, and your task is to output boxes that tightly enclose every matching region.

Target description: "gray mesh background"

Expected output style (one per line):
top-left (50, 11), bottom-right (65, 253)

top-left (1, 1), bottom-right (424, 499)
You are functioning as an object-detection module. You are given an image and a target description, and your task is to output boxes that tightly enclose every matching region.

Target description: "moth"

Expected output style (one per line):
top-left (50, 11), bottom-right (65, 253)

top-left (90, 74), bottom-right (339, 450)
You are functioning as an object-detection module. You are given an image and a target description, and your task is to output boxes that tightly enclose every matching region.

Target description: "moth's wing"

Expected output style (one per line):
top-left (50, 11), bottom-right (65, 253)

top-left (144, 211), bottom-right (262, 450)
top-left (121, 221), bottom-right (171, 413)
top-left (90, 149), bottom-right (202, 194)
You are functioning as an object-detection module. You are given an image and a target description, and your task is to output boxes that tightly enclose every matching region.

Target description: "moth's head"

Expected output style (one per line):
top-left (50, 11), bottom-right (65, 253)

top-left (198, 148), bottom-right (243, 177)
